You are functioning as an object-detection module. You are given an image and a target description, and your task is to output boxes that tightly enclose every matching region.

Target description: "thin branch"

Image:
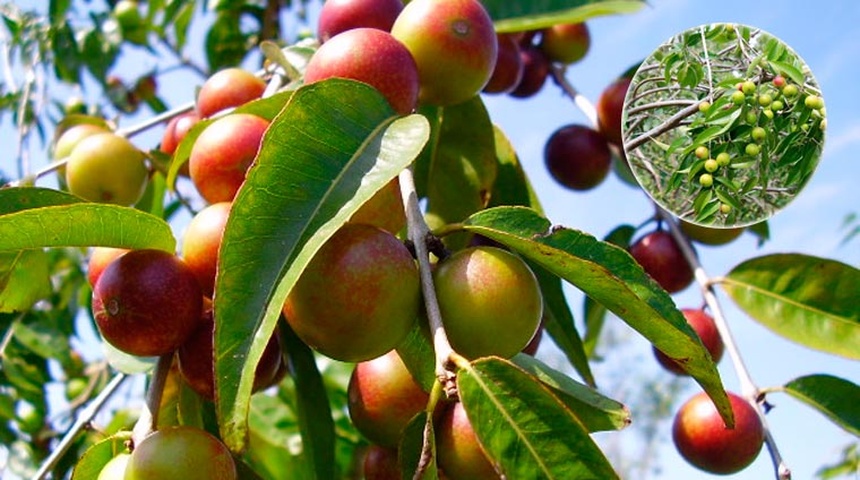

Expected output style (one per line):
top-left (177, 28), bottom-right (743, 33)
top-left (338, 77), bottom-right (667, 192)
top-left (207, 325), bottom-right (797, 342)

top-left (625, 101), bottom-right (702, 152)
top-left (130, 354), bottom-right (173, 447)
top-left (550, 65), bottom-right (598, 126)
top-left (625, 99), bottom-right (697, 116)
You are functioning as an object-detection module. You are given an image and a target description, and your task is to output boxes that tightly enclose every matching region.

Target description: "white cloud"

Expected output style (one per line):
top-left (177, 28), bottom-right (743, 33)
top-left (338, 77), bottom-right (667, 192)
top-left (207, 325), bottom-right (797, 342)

top-left (825, 123), bottom-right (860, 156)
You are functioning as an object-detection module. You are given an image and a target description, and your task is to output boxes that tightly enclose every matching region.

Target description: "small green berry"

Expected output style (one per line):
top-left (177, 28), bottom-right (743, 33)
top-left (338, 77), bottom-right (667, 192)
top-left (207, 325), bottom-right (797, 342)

top-left (745, 143), bottom-right (761, 156)
top-left (762, 109), bottom-right (774, 120)
top-left (751, 127), bottom-right (766, 143)
top-left (804, 95), bottom-right (824, 110)
top-left (758, 94), bottom-right (773, 107)
top-left (742, 80), bottom-right (756, 95)
top-left (699, 173), bottom-right (714, 187)
top-left (695, 146), bottom-right (709, 160)
top-left (801, 123), bottom-right (810, 132)
top-left (716, 152), bottom-right (731, 167)
top-left (745, 111), bottom-right (758, 125)
top-left (782, 84), bottom-right (798, 97)
top-left (820, 119), bottom-right (827, 130)
top-left (720, 203), bottom-right (732, 214)
top-left (731, 90), bottom-right (746, 105)
top-left (704, 159), bottom-right (719, 173)
top-left (770, 100), bottom-right (784, 111)
top-left (699, 101), bottom-right (711, 114)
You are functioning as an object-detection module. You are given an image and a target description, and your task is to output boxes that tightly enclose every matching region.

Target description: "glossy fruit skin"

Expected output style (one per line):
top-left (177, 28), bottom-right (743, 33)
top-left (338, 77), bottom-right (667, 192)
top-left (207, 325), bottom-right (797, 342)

top-left (348, 350), bottom-right (429, 447)
top-left (540, 22), bottom-right (590, 64)
top-left (92, 249), bottom-right (203, 357)
top-left (55, 124), bottom-right (110, 161)
top-left (189, 113), bottom-right (269, 204)
top-left (772, 75), bottom-right (785, 88)
top-left (66, 132), bottom-right (149, 206)
top-left (715, 152), bottom-right (731, 167)
top-left (745, 143), bottom-right (760, 156)
top-left (196, 68), bottom-right (266, 118)
top-left (699, 173), bottom-right (713, 187)
top-left (160, 111), bottom-right (201, 155)
top-left (178, 313), bottom-right (283, 400)
top-left (482, 34), bottom-right (524, 94)
top-left (391, 0), bottom-right (497, 106)
top-left (694, 146), bottom-right (709, 159)
top-left (348, 178), bottom-right (406, 234)
top-left (654, 309), bottom-right (724, 375)
top-left (731, 90), bottom-right (746, 105)
top-left (317, 0), bottom-right (404, 42)
top-left (544, 124), bottom-right (612, 191)
top-left (97, 452), bottom-right (130, 480)
top-left (673, 392), bottom-right (764, 474)
top-left (433, 246), bottom-right (542, 359)
top-left (596, 77), bottom-right (631, 146)
top-left (703, 159), bottom-right (718, 173)
top-left (629, 230), bottom-right (694, 294)
top-left (698, 101), bottom-right (711, 113)
top-left (741, 80), bottom-right (756, 95)
top-left (124, 426), bottom-right (237, 480)
top-left (436, 402), bottom-right (500, 480)
top-left (804, 95), bottom-right (824, 110)
top-left (508, 45), bottom-right (549, 99)
top-left (363, 445), bottom-right (401, 480)
top-left (87, 247), bottom-right (130, 287)
top-left (283, 224), bottom-right (419, 362)
top-left (679, 221), bottom-right (743, 246)
top-left (751, 126), bottom-right (766, 142)
top-left (304, 28), bottom-right (419, 115)
top-left (782, 84), bottom-right (798, 98)
top-left (182, 202), bottom-right (231, 297)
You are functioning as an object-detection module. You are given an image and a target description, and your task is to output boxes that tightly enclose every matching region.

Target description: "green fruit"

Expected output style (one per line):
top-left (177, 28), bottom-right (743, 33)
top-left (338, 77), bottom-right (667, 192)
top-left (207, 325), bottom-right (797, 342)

top-left (762, 109), bottom-right (774, 120)
top-left (65, 132), bottom-right (148, 206)
top-left (698, 101), bottom-right (711, 113)
top-left (124, 426), bottom-right (237, 480)
top-left (741, 80), bottom-right (756, 95)
top-left (715, 152), bottom-right (731, 167)
top-left (804, 95), bottom-right (824, 110)
top-left (283, 224), bottom-right (420, 362)
top-left (699, 173), bottom-right (713, 187)
top-left (433, 246), bottom-right (542, 359)
top-left (720, 203), bottom-right (732, 214)
top-left (694, 146), bottom-right (709, 160)
top-left (744, 111), bottom-right (758, 125)
top-left (97, 453), bottom-right (130, 480)
top-left (782, 84), bottom-right (798, 97)
top-left (770, 100), bottom-right (784, 111)
top-left (391, 0), bottom-right (498, 106)
top-left (731, 90), bottom-right (745, 106)
top-left (65, 377), bottom-right (88, 401)
top-left (745, 143), bottom-right (761, 156)
top-left (703, 159), bottom-right (718, 173)
top-left (757, 93), bottom-right (772, 107)
top-left (751, 127), bottom-right (766, 143)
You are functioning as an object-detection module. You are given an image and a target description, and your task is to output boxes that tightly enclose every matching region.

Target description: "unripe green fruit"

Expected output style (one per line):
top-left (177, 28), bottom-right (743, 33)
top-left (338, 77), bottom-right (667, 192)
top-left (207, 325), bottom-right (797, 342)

top-left (820, 119), bottom-right (827, 131)
top-left (770, 99), bottom-right (783, 111)
top-left (66, 132), bottom-right (148, 206)
top-left (731, 90), bottom-right (745, 105)
top-left (124, 426), bottom-right (237, 480)
top-left (694, 146), bottom-right (709, 160)
top-left (97, 452), bottom-right (130, 480)
top-left (699, 173), bottom-right (713, 187)
top-left (698, 101), bottom-right (711, 113)
top-left (703, 159), bottom-right (718, 173)
top-left (762, 109), bottom-right (774, 120)
top-left (804, 95), bottom-right (824, 110)
top-left (757, 93), bottom-right (772, 107)
top-left (720, 203), bottom-right (732, 214)
top-left (745, 143), bottom-right (760, 156)
top-left (751, 127), bottom-right (766, 143)
top-left (782, 84), bottom-right (798, 97)
top-left (745, 111), bottom-right (758, 125)
top-left (433, 246), bottom-right (542, 359)
top-left (741, 80), bottom-right (756, 95)
top-left (715, 152), bottom-right (731, 167)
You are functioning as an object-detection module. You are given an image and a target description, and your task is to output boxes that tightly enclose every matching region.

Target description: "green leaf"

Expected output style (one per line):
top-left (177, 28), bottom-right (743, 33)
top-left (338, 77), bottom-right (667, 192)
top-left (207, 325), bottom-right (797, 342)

top-left (483, 0), bottom-right (646, 33)
top-left (205, 13), bottom-right (248, 71)
top-left (0, 186), bottom-right (83, 215)
top-left (0, 250), bottom-right (51, 313)
top-left (399, 410), bottom-right (438, 480)
top-left (511, 354), bottom-right (630, 432)
top-left (70, 432), bottom-right (131, 480)
top-left (458, 357), bottom-right (619, 479)
top-left (721, 254), bottom-right (860, 359)
top-left (783, 375), bottom-right (860, 436)
top-left (213, 79), bottom-right (430, 452)
top-left (461, 206), bottom-right (732, 424)
top-left (768, 60), bottom-right (805, 85)
top-left (487, 125), bottom-right (542, 213)
top-left (0, 202), bottom-right (175, 253)
top-left (396, 323), bottom-right (437, 393)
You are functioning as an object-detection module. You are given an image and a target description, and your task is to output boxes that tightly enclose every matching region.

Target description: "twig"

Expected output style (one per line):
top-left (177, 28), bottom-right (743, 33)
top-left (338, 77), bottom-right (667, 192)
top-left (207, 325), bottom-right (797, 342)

top-left (625, 99), bottom-right (697, 116)
top-left (130, 354), bottom-right (173, 447)
top-left (625, 101), bottom-right (702, 152)
top-left (32, 373), bottom-right (128, 480)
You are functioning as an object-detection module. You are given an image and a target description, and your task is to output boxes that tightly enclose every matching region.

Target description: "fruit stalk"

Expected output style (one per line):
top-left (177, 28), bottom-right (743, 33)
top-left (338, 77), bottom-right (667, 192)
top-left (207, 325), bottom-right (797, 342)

top-left (131, 353), bottom-right (173, 446)
top-left (32, 373), bottom-right (128, 480)
top-left (397, 167), bottom-right (458, 394)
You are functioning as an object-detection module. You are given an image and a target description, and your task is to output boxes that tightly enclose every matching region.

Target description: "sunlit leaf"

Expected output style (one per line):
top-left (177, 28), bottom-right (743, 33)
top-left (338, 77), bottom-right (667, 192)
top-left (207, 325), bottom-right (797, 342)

top-left (783, 374), bottom-right (860, 436)
top-left (69, 432), bottom-right (131, 480)
top-left (483, 0), bottom-right (646, 33)
top-left (0, 250), bottom-right (51, 313)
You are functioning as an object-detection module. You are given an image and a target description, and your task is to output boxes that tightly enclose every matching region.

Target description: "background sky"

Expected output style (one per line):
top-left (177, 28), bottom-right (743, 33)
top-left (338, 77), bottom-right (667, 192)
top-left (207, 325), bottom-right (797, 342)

top-left (1, 0), bottom-right (858, 479)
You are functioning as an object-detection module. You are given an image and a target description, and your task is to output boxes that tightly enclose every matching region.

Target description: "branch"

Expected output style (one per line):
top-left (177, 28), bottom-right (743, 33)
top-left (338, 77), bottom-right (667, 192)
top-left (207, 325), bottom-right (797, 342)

top-left (625, 99), bottom-right (697, 116)
top-left (130, 353), bottom-right (173, 447)
top-left (624, 101), bottom-right (702, 152)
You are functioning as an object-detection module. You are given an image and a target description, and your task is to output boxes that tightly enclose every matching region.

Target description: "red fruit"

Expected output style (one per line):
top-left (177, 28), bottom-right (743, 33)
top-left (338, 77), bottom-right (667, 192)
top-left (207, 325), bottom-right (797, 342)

top-left (772, 75), bottom-right (786, 89)
top-left (629, 230), bottom-right (694, 293)
top-left (673, 392), bottom-right (764, 474)
top-left (124, 426), bottom-right (237, 479)
top-left (521, 323), bottom-right (543, 356)
top-left (348, 350), bottom-right (429, 447)
top-left (540, 22), bottom-right (590, 64)
top-left (654, 309), bottom-right (724, 375)
top-left (509, 45), bottom-right (549, 99)
top-left (189, 113), bottom-right (269, 204)
top-left (86, 247), bottom-right (129, 287)
top-left (544, 124), bottom-right (612, 191)
top-left (317, 0), bottom-right (404, 42)
top-left (348, 178), bottom-right (406, 234)
top-left (196, 68), bottom-right (266, 118)
top-left (482, 34), bottom-right (523, 94)
top-left (304, 28), bottom-right (419, 115)
top-left (596, 77), bottom-right (631, 146)
top-left (160, 111), bottom-right (201, 156)
top-left (92, 249), bottom-right (203, 357)
top-left (363, 445), bottom-right (401, 480)
top-left (436, 402), bottom-right (500, 480)
top-left (182, 202), bottom-right (231, 297)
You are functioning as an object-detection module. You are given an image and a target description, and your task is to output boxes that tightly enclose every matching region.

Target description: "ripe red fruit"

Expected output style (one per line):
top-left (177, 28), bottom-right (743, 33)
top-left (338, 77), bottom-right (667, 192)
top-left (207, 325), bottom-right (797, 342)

top-left (509, 45), bottom-right (549, 99)
top-left (363, 445), bottom-right (401, 480)
top-left (436, 402), bottom-right (500, 480)
top-left (189, 113), bottom-right (269, 204)
top-left (124, 426), bottom-right (237, 480)
top-left (283, 224), bottom-right (420, 362)
top-left (772, 75), bottom-right (785, 89)
top-left (317, 0), bottom-right (404, 42)
top-left (196, 68), bottom-right (266, 118)
top-left (673, 392), bottom-right (764, 474)
top-left (433, 246), bottom-right (542, 359)
top-left (391, 0), bottom-right (497, 106)
top-left (482, 34), bottom-right (524, 95)
top-left (540, 22), bottom-right (590, 65)
top-left (160, 111), bottom-right (201, 156)
top-left (182, 202), bottom-right (231, 297)
top-left (629, 230), bottom-right (694, 293)
top-left (86, 247), bottom-right (129, 287)
top-left (349, 178), bottom-right (406, 234)
top-left (178, 313), bottom-right (284, 400)
top-left (544, 124), bottom-right (612, 191)
top-left (654, 309), bottom-right (724, 375)
top-left (348, 350), bottom-right (429, 447)
top-left (596, 77), bottom-right (632, 146)
top-left (92, 250), bottom-right (203, 357)
top-left (304, 28), bottom-right (419, 115)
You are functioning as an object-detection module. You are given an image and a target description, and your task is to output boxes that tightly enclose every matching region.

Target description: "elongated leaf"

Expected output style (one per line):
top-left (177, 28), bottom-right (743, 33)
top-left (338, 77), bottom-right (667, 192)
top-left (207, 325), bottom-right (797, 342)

top-left (461, 206), bottom-right (732, 424)
top-left (511, 354), bottom-right (630, 432)
top-left (0, 250), bottom-right (51, 313)
top-left (0, 187), bottom-right (83, 215)
top-left (721, 254), bottom-right (860, 359)
top-left (0, 203), bottom-right (175, 253)
top-left (70, 432), bottom-right (131, 480)
top-left (484, 0), bottom-right (645, 32)
top-left (783, 374), bottom-right (860, 436)
top-left (458, 357), bottom-right (619, 479)
top-left (213, 79), bottom-right (430, 452)
top-left (399, 411), bottom-right (438, 480)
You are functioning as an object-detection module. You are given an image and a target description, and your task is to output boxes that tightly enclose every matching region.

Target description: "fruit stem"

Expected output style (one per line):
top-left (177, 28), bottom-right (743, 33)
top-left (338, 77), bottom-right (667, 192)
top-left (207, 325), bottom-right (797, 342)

top-left (131, 353), bottom-right (173, 447)
top-left (413, 379), bottom-right (445, 479)
top-left (398, 167), bottom-right (458, 395)
top-left (32, 372), bottom-right (128, 480)
top-left (658, 208), bottom-right (792, 479)
top-left (550, 65), bottom-right (598, 126)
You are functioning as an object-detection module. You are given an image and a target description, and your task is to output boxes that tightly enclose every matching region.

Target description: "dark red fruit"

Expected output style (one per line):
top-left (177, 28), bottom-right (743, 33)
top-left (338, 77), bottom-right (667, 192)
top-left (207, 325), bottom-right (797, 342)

top-left (363, 445), bottom-right (401, 480)
top-left (436, 402), bottom-right (500, 480)
top-left (544, 124), bottom-right (612, 191)
top-left (629, 230), bottom-right (694, 293)
top-left (317, 0), bottom-right (404, 42)
top-left (654, 309), bottom-right (724, 375)
top-left (482, 34), bottom-right (523, 94)
top-left (596, 77), bottom-right (631, 146)
top-left (509, 45), bottom-right (549, 99)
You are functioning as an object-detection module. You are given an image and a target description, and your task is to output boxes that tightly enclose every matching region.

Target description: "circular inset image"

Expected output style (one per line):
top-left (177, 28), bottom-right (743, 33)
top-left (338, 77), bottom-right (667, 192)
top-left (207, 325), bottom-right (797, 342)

top-left (621, 23), bottom-right (826, 228)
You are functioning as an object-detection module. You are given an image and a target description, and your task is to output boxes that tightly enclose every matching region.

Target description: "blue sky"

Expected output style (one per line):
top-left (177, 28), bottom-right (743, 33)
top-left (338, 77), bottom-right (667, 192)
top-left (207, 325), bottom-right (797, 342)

top-left (1, 0), bottom-right (858, 479)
